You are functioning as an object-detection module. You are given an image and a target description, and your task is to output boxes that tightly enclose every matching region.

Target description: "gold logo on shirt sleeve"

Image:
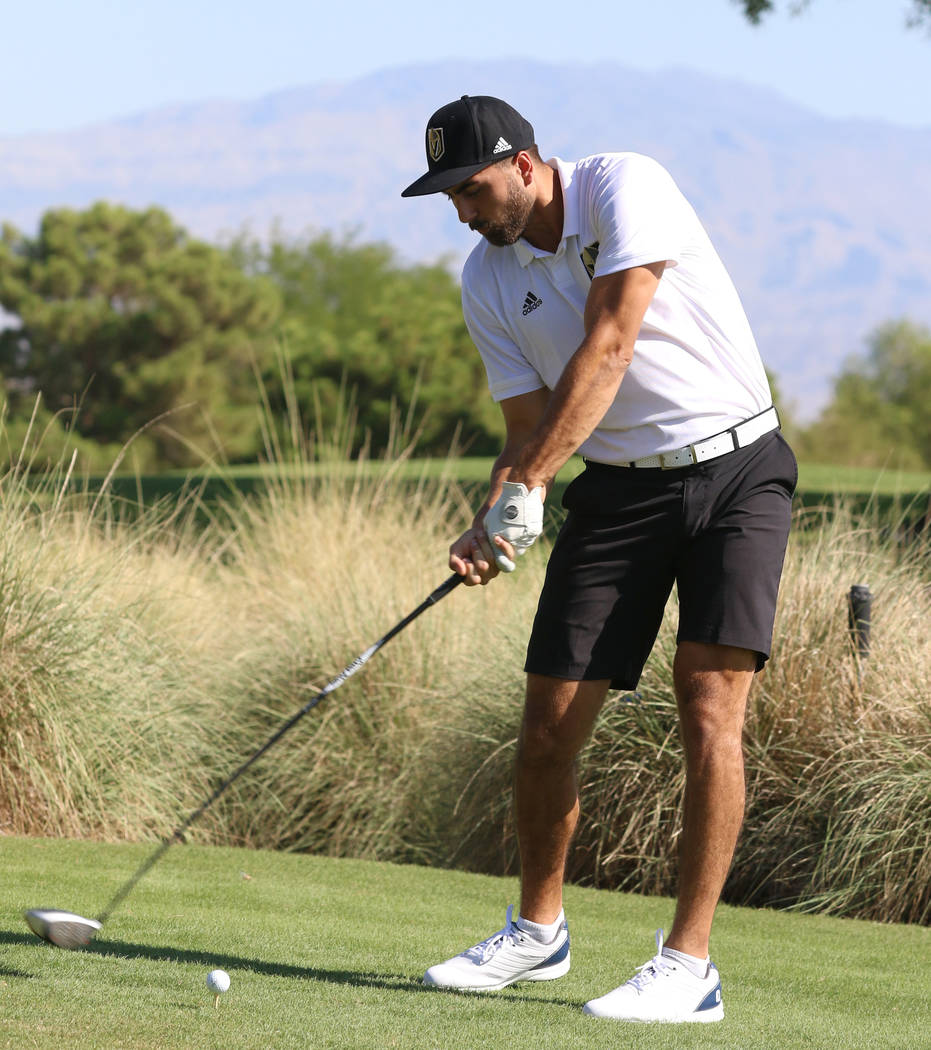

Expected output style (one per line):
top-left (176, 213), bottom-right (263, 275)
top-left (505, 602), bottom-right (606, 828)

top-left (581, 241), bottom-right (600, 280)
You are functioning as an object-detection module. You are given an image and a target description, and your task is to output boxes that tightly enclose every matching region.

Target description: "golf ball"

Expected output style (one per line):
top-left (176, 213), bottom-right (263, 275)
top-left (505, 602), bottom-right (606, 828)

top-left (206, 969), bottom-right (231, 994)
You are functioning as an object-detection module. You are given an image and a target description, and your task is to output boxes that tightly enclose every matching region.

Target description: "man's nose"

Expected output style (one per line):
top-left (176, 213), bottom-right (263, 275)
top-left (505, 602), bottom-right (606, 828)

top-left (455, 198), bottom-right (477, 225)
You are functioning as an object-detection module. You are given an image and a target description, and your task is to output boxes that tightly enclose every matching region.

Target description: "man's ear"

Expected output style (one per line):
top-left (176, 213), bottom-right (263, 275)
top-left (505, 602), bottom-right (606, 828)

top-left (515, 150), bottom-right (534, 184)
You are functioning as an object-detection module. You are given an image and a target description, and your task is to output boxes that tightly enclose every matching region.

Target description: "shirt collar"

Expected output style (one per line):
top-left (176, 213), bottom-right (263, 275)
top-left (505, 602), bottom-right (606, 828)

top-left (512, 156), bottom-right (578, 268)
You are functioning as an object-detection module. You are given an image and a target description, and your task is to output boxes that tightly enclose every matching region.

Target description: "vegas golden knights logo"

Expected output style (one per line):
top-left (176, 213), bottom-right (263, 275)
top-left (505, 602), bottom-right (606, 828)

top-left (581, 241), bottom-right (600, 280)
top-left (428, 127), bottom-right (445, 163)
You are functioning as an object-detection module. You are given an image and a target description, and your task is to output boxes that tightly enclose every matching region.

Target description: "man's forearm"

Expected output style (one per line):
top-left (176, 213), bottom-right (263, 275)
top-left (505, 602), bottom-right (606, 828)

top-left (510, 262), bottom-right (662, 488)
top-left (512, 332), bottom-right (631, 489)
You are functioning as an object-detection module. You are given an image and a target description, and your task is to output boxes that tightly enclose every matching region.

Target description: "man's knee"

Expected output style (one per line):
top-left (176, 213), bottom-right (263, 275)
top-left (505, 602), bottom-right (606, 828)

top-left (517, 675), bottom-right (609, 770)
top-left (673, 643), bottom-right (754, 750)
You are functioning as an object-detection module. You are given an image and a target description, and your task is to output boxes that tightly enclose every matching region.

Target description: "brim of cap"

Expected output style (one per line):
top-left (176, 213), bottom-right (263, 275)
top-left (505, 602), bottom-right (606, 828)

top-left (401, 159), bottom-right (491, 198)
top-left (401, 148), bottom-right (522, 197)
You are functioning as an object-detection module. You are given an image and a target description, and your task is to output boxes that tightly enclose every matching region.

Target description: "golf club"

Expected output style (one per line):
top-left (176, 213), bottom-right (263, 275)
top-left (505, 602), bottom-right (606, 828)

top-left (25, 572), bottom-right (463, 949)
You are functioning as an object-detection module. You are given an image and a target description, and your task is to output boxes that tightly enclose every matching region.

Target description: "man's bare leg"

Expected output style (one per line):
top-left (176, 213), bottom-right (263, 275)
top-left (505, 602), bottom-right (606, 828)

top-left (665, 641), bottom-right (756, 959)
top-left (516, 674), bottom-right (611, 924)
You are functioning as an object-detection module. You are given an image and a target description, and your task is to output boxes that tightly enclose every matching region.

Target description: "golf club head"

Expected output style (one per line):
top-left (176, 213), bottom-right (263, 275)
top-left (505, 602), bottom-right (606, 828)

top-left (24, 909), bottom-right (102, 949)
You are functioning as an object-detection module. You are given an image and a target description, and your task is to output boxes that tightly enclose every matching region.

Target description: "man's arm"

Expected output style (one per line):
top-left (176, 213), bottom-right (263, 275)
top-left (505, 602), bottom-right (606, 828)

top-left (510, 261), bottom-right (665, 490)
top-left (449, 386), bottom-right (550, 586)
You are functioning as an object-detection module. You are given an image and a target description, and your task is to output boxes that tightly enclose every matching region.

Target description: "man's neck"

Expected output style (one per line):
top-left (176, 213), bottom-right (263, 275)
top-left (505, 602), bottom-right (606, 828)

top-left (521, 163), bottom-right (564, 254)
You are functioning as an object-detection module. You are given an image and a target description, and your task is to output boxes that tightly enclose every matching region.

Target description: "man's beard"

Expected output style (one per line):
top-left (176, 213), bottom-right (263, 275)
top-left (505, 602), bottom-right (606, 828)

top-left (471, 179), bottom-right (533, 246)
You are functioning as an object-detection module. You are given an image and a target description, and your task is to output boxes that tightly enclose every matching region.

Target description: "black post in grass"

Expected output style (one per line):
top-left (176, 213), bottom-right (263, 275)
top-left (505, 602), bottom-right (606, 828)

top-left (847, 584), bottom-right (872, 668)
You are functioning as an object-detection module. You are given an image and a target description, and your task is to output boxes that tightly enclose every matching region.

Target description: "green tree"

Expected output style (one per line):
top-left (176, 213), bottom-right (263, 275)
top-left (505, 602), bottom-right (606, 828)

top-left (0, 203), bottom-right (282, 467)
top-left (764, 365), bottom-right (798, 436)
top-left (238, 232), bottom-right (504, 457)
top-left (797, 320), bottom-right (931, 469)
top-left (736, 0), bottom-right (931, 30)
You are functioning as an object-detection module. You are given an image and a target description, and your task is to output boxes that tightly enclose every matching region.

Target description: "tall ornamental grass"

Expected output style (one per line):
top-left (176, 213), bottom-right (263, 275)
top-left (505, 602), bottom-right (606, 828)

top-left (0, 421), bottom-right (928, 925)
top-left (0, 445), bottom-right (235, 843)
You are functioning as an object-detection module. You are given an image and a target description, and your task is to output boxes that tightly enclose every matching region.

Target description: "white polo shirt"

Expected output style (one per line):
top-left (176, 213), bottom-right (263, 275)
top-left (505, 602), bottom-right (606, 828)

top-left (461, 153), bottom-right (772, 464)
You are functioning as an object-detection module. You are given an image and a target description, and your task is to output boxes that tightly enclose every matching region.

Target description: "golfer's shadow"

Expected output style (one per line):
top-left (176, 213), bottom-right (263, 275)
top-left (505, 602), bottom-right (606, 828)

top-left (0, 930), bottom-right (578, 1007)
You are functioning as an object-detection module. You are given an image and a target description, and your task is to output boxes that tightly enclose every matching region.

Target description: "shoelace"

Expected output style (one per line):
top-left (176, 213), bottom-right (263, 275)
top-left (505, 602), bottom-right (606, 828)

top-left (627, 929), bottom-right (675, 991)
top-left (628, 953), bottom-right (676, 991)
top-left (466, 905), bottom-right (522, 964)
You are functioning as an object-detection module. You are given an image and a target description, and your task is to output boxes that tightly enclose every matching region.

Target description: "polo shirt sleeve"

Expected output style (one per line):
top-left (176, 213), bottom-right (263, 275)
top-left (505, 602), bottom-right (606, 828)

top-left (589, 154), bottom-right (688, 278)
top-left (461, 257), bottom-right (546, 403)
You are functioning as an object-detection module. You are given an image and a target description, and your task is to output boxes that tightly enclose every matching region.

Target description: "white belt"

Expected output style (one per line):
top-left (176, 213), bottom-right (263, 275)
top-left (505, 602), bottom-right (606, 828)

top-left (622, 406), bottom-right (780, 470)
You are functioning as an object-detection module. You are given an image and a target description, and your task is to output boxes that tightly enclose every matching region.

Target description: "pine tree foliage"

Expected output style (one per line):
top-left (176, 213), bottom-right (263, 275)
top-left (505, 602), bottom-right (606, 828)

top-left (0, 203), bottom-right (282, 466)
top-left (236, 232), bottom-right (505, 457)
top-left (736, 0), bottom-right (931, 30)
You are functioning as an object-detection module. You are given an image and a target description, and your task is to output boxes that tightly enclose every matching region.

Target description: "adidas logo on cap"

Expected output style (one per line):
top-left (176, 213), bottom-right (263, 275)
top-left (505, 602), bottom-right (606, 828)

top-left (522, 291), bottom-right (543, 316)
top-left (492, 136), bottom-right (512, 154)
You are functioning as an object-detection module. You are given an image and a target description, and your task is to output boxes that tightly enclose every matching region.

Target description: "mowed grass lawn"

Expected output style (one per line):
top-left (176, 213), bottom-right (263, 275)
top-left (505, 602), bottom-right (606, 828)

top-left (428, 458), bottom-right (931, 497)
top-left (153, 457), bottom-right (931, 495)
top-left (2, 838), bottom-right (928, 1050)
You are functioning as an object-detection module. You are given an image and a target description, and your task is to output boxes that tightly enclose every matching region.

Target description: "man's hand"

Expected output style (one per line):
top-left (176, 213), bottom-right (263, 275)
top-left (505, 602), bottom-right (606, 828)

top-left (483, 482), bottom-right (545, 572)
top-left (449, 526), bottom-right (516, 586)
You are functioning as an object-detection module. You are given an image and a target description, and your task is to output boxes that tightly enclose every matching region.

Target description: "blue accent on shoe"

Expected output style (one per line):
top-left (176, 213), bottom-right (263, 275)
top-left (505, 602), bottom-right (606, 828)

top-left (529, 925), bottom-right (570, 972)
top-left (696, 981), bottom-right (723, 1013)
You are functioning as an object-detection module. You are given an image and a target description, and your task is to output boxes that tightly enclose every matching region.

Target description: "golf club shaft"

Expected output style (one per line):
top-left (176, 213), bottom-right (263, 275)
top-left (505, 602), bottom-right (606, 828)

top-left (96, 572), bottom-right (464, 925)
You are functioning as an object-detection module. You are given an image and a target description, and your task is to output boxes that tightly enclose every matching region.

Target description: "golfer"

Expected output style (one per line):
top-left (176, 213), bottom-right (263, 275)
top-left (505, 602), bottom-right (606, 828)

top-left (402, 94), bottom-right (796, 1023)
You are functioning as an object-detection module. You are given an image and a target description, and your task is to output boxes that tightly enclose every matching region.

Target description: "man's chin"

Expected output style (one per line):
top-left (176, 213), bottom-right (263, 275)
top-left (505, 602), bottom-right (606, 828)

top-left (480, 228), bottom-right (521, 247)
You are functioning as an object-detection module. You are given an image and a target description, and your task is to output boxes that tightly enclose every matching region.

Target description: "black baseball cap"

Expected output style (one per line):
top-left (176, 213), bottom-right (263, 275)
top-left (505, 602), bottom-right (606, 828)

top-left (401, 95), bottom-right (535, 198)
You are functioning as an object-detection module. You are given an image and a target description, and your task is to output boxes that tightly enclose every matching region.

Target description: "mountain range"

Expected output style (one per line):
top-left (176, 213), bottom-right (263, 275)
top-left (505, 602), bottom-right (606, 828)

top-left (2, 59), bottom-right (929, 418)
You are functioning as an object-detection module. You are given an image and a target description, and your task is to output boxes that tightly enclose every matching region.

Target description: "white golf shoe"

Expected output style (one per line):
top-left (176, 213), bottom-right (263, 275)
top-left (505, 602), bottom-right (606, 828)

top-left (583, 930), bottom-right (724, 1023)
top-left (423, 906), bottom-right (570, 991)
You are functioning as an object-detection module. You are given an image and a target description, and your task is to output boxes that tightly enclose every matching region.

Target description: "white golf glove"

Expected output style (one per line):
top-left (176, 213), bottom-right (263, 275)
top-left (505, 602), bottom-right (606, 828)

top-left (484, 482), bottom-right (545, 573)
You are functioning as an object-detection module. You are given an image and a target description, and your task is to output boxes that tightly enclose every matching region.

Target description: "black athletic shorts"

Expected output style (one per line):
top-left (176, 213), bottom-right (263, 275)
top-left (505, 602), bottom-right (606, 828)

top-left (524, 431), bottom-right (797, 690)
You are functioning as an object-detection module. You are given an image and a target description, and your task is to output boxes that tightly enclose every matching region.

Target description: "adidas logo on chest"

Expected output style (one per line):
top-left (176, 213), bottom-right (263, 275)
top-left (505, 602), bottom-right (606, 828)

top-left (522, 291), bottom-right (543, 316)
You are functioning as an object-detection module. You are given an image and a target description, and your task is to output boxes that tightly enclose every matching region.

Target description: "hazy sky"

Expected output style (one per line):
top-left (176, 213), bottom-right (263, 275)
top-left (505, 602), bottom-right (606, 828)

top-left (2, 0), bottom-right (928, 136)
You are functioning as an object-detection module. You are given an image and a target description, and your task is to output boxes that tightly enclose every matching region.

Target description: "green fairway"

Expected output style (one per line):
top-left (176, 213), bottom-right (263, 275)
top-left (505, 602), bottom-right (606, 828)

top-left (118, 455), bottom-right (931, 494)
top-left (91, 455), bottom-right (931, 519)
top-left (2, 838), bottom-right (928, 1049)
